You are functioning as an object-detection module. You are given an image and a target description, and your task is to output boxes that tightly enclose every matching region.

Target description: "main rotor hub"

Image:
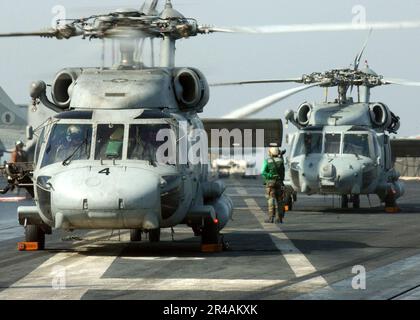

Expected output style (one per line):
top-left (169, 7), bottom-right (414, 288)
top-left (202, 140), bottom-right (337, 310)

top-left (114, 8), bottom-right (142, 17)
top-left (302, 69), bottom-right (384, 88)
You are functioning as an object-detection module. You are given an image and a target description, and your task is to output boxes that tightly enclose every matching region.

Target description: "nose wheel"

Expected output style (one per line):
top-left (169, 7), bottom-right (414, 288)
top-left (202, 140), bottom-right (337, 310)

top-left (148, 228), bottom-right (161, 243)
top-left (341, 195), bottom-right (349, 209)
top-left (25, 225), bottom-right (46, 250)
top-left (130, 229), bottom-right (142, 242)
top-left (341, 195), bottom-right (360, 209)
top-left (352, 195), bottom-right (360, 209)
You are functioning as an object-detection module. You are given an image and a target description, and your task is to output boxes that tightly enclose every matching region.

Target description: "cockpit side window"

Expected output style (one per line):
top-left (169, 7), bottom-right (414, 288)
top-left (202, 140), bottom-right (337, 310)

top-left (128, 124), bottom-right (175, 164)
top-left (34, 127), bottom-right (45, 165)
top-left (293, 132), bottom-right (323, 157)
top-left (324, 133), bottom-right (341, 154)
top-left (95, 124), bottom-right (125, 160)
top-left (41, 124), bottom-right (92, 168)
top-left (343, 134), bottom-right (370, 158)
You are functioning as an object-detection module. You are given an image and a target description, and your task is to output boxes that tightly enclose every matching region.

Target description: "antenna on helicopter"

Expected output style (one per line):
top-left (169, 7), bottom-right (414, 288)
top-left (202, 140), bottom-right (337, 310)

top-left (351, 29), bottom-right (373, 101)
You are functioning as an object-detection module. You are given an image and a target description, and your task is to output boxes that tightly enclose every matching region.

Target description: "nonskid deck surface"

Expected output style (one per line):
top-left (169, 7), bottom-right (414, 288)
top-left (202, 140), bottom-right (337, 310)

top-left (1, 178), bottom-right (420, 300)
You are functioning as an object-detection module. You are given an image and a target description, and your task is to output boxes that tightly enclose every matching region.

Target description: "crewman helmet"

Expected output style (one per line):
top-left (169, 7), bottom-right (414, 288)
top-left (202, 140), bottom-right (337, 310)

top-left (66, 125), bottom-right (83, 142)
top-left (269, 147), bottom-right (280, 157)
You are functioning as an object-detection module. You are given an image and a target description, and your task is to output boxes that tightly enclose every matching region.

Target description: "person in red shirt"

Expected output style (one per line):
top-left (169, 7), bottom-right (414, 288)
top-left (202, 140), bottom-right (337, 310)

top-left (10, 141), bottom-right (28, 163)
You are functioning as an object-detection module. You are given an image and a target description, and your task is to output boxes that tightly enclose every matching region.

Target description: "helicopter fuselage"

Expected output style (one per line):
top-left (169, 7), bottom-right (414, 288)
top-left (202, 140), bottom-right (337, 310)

top-left (18, 65), bottom-right (233, 246)
top-left (284, 101), bottom-right (404, 206)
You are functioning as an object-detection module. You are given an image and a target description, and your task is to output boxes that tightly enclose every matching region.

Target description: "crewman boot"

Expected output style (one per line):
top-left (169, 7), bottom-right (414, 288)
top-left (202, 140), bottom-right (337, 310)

top-left (265, 215), bottom-right (275, 223)
top-left (275, 204), bottom-right (285, 224)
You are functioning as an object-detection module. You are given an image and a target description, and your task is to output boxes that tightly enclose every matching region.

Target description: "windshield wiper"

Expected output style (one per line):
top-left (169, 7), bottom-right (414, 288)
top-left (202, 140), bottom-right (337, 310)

top-left (62, 139), bottom-right (88, 166)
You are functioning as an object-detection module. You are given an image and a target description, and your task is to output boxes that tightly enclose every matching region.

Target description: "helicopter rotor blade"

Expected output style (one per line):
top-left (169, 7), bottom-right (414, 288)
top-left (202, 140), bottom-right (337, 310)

top-left (382, 78), bottom-right (420, 87)
top-left (205, 20), bottom-right (420, 34)
top-left (222, 83), bottom-right (322, 119)
top-left (0, 30), bottom-right (58, 38)
top-left (211, 79), bottom-right (302, 87)
top-left (0, 24), bottom-right (84, 39)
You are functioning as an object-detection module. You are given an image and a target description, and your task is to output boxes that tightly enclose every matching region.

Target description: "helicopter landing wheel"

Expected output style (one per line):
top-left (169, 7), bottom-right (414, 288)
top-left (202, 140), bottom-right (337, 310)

top-left (341, 195), bottom-right (349, 209)
top-left (130, 229), bottom-right (142, 242)
top-left (149, 229), bottom-right (161, 243)
top-left (25, 225), bottom-right (45, 250)
top-left (352, 195), bottom-right (360, 209)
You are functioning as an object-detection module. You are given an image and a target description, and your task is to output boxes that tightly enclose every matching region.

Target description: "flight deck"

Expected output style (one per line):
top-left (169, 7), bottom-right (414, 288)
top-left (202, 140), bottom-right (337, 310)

top-left (1, 177), bottom-right (420, 300)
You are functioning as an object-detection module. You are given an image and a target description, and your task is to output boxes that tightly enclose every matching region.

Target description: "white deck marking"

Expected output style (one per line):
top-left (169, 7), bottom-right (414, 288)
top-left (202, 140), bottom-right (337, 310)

top-left (0, 183), bottom-right (338, 299)
top-left (236, 187), bottom-right (248, 196)
top-left (297, 252), bottom-right (420, 300)
top-left (0, 245), bottom-right (122, 300)
top-left (0, 216), bottom-right (287, 299)
top-left (90, 278), bottom-right (286, 292)
top-left (396, 287), bottom-right (420, 300)
top-left (242, 187), bottom-right (329, 295)
top-left (0, 243), bottom-right (285, 299)
top-left (244, 197), bottom-right (324, 278)
top-left (121, 257), bottom-right (205, 261)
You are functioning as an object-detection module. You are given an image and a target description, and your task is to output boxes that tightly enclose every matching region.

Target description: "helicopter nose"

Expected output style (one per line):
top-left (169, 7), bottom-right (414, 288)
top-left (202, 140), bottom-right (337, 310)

top-left (320, 163), bottom-right (336, 179)
top-left (318, 163), bottom-right (339, 191)
top-left (338, 170), bottom-right (363, 194)
top-left (330, 164), bottom-right (366, 195)
top-left (318, 162), bottom-right (363, 194)
top-left (49, 166), bottom-right (162, 230)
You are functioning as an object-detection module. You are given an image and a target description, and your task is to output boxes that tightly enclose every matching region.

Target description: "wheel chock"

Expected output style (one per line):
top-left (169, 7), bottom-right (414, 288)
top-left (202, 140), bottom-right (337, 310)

top-left (201, 243), bottom-right (223, 253)
top-left (385, 207), bottom-right (400, 214)
top-left (17, 242), bottom-right (40, 251)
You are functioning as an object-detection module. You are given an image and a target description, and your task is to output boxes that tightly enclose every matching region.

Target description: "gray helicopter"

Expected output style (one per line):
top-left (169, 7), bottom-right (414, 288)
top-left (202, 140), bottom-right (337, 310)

top-left (4, 0), bottom-right (420, 249)
top-left (0, 0), bottom-right (242, 249)
top-left (213, 48), bottom-right (420, 211)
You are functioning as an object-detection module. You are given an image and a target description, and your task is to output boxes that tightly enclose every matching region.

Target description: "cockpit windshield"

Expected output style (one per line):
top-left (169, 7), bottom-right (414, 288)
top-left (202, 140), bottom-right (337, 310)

top-left (128, 124), bottom-right (176, 164)
top-left (291, 131), bottom-right (374, 159)
top-left (41, 124), bottom-right (92, 168)
top-left (293, 132), bottom-right (323, 156)
top-left (343, 134), bottom-right (370, 158)
top-left (324, 133), bottom-right (341, 154)
top-left (95, 124), bottom-right (125, 160)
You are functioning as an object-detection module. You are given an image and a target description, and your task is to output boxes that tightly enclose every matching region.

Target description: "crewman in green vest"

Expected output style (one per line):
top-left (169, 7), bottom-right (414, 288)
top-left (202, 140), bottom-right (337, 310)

top-left (261, 147), bottom-right (286, 223)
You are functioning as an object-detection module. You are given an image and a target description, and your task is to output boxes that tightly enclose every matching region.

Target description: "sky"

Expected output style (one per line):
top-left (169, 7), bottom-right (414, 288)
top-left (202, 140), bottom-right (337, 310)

top-left (0, 0), bottom-right (420, 138)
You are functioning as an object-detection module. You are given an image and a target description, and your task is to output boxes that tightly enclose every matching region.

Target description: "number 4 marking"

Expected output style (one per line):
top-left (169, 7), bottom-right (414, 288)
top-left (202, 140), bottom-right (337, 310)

top-left (99, 168), bottom-right (110, 176)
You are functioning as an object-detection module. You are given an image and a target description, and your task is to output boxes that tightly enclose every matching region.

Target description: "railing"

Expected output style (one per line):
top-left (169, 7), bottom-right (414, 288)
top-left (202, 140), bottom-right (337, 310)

top-left (394, 157), bottom-right (420, 178)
